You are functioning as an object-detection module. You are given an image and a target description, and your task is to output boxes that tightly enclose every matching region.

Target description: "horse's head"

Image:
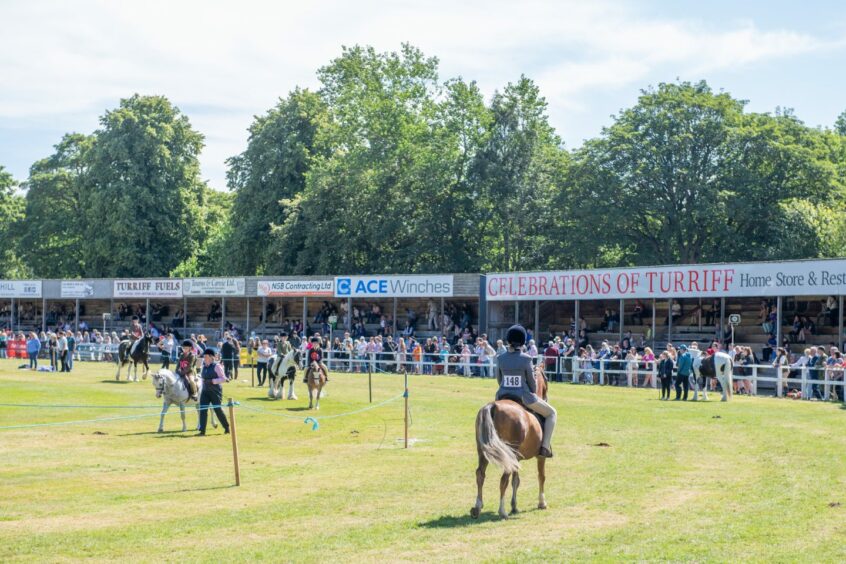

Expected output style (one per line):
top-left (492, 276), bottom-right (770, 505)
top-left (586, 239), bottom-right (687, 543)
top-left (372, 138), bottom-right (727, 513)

top-left (534, 364), bottom-right (548, 401)
top-left (292, 350), bottom-right (301, 366)
top-left (152, 370), bottom-right (166, 397)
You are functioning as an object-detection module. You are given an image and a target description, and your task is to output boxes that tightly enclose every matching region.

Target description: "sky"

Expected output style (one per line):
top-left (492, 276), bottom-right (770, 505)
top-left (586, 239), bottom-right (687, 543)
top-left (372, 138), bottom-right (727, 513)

top-left (1, 0), bottom-right (845, 190)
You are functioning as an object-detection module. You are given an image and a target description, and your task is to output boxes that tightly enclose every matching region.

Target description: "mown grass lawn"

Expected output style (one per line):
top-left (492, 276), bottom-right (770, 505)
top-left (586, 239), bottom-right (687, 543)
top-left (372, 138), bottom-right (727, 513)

top-left (0, 358), bottom-right (845, 563)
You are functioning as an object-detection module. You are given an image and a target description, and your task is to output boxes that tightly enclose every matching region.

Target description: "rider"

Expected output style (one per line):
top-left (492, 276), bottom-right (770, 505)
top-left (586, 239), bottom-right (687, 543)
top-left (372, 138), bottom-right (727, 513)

top-left (175, 339), bottom-right (199, 401)
top-left (495, 324), bottom-right (556, 458)
top-left (129, 316), bottom-right (144, 355)
top-left (303, 336), bottom-right (330, 383)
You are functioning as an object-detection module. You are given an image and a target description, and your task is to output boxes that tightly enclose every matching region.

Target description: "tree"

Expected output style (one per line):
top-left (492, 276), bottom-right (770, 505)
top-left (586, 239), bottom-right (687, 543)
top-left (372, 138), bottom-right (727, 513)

top-left (20, 134), bottom-right (93, 277)
top-left (471, 76), bottom-right (568, 271)
top-left (226, 89), bottom-right (329, 274)
top-left (81, 95), bottom-right (206, 277)
top-left (835, 110), bottom-right (846, 136)
top-left (170, 189), bottom-right (234, 277)
top-left (0, 166), bottom-right (27, 278)
top-left (272, 44), bottom-right (445, 274)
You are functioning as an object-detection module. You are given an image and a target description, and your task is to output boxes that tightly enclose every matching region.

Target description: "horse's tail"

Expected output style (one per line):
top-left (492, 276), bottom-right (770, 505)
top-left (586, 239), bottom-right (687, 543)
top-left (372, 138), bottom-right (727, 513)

top-left (476, 403), bottom-right (520, 474)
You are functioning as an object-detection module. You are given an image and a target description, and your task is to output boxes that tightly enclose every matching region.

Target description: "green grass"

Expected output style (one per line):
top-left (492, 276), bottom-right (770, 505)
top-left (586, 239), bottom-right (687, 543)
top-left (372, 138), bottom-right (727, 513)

top-left (1, 359), bottom-right (845, 563)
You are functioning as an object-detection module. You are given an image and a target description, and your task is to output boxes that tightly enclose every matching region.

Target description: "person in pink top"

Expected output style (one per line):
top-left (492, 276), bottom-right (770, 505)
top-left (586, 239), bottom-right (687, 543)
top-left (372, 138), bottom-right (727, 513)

top-left (641, 347), bottom-right (656, 388)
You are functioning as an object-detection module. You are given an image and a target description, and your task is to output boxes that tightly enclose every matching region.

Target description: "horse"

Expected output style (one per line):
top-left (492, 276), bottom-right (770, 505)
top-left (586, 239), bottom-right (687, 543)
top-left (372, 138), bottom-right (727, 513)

top-left (116, 333), bottom-right (152, 381)
top-left (471, 365), bottom-right (549, 520)
top-left (151, 369), bottom-right (217, 432)
top-left (305, 361), bottom-right (327, 410)
top-left (693, 351), bottom-right (734, 401)
top-left (267, 349), bottom-right (301, 400)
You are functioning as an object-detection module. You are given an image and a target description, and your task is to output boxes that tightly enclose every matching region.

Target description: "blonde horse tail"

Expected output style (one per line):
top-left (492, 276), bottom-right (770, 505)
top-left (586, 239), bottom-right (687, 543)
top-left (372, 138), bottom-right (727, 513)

top-left (476, 403), bottom-right (520, 474)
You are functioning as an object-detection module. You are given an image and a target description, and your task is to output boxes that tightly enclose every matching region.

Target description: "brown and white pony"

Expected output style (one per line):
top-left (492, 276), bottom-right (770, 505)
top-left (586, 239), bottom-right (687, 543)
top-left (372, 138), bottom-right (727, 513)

top-left (471, 364), bottom-right (549, 519)
top-left (305, 362), bottom-right (327, 410)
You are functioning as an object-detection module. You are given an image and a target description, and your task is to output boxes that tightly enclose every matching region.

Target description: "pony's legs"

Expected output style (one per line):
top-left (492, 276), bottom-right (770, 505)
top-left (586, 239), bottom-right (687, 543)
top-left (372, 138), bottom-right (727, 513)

top-left (287, 378), bottom-right (297, 400)
top-left (142, 361), bottom-right (149, 380)
top-left (315, 383), bottom-right (322, 410)
top-left (158, 401), bottom-right (169, 432)
top-left (510, 471), bottom-right (521, 515)
top-left (470, 455), bottom-right (488, 518)
top-left (498, 472), bottom-right (511, 519)
top-left (115, 362), bottom-right (121, 381)
top-left (537, 457), bottom-right (547, 509)
top-left (179, 403), bottom-right (187, 432)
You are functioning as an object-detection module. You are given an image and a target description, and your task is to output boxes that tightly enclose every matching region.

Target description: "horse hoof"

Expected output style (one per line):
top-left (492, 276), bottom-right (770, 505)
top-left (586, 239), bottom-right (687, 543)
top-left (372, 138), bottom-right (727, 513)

top-left (469, 507), bottom-right (480, 519)
top-left (498, 512), bottom-right (509, 520)
top-left (157, 429), bottom-right (163, 433)
top-left (510, 508), bottom-right (519, 515)
top-left (538, 502), bottom-right (548, 510)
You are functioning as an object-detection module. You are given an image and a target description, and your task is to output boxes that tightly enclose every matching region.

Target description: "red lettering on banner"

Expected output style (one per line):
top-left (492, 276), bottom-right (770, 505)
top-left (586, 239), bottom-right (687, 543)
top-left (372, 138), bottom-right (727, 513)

top-left (673, 271), bottom-right (684, 293)
top-left (518, 276), bottom-right (527, 296)
top-left (688, 270), bottom-right (701, 292)
top-left (616, 274), bottom-right (628, 294)
top-left (631, 272), bottom-right (640, 292)
top-left (723, 269), bottom-right (734, 291)
top-left (574, 275), bottom-right (587, 295)
top-left (646, 272), bottom-right (657, 293)
top-left (659, 273), bottom-right (671, 293)
top-left (538, 276), bottom-right (548, 296)
top-left (528, 276), bottom-right (537, 296)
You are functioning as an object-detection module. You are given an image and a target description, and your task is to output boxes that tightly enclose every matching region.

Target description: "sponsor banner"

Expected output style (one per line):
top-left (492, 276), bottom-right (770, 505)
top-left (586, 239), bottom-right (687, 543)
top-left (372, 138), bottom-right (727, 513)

top-left (183, 278), bottom-right (246, 296)
top-left (257, 280), bottom-right (334, 297)
top-left (486, 260), bottom-right (846, 301)
top-left (0, 280), bottom-right (42, 298)
top-left (61, 281), bottom-right (95, 298)
top-left (113, 279), bottom-right (183, 298)
top-left (334, 275), bottom-right (454, 298)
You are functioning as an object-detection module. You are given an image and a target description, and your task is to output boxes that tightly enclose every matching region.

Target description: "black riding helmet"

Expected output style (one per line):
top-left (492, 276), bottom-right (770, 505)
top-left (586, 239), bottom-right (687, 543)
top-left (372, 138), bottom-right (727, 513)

top-left (505, 324), bottom-right (527, 348)
top-left (181, 339), bottom-right (193, 348)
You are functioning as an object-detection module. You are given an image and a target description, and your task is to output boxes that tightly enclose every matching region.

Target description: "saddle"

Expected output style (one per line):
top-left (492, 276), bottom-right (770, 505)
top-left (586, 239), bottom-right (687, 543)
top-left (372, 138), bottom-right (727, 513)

top-left (499, 394), bottom-right (546, 428)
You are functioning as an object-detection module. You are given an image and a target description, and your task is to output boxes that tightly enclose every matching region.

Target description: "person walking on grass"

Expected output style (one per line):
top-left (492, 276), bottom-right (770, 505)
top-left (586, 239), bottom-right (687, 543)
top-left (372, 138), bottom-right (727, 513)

top-left (197, 347), bottom-right (230, 436)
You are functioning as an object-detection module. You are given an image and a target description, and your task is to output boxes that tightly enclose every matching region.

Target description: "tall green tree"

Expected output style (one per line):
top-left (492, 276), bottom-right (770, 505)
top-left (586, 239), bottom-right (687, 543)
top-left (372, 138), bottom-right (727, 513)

top-left (82, 95), bottom-right (206, 277)
top-left (226, 89), bottom-right (328, 274)
top-left (272, 44), bottom-right (444, 274)
top-left (471, 76), bottom-right (568, 272)
top-left (20, 134), bottom-right (93, 277)
top-left (0, 166), bottom-right (27, 278)
top-left (835, 109), bottom-right (846, 136)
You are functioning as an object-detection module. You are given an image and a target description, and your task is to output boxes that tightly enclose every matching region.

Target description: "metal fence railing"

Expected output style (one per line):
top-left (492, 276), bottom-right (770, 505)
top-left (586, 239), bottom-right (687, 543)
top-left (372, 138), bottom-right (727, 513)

top-left (10, 342), bottom-right (844, 402)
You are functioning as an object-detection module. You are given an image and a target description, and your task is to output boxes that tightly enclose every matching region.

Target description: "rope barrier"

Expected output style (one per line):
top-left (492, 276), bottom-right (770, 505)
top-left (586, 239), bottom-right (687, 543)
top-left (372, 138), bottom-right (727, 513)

top-left (0, 402), bottom-right (165, 409)
top-left (0, 402), bottom-right (240, 431)
top-left (240, 392), bottom-right (405, 431)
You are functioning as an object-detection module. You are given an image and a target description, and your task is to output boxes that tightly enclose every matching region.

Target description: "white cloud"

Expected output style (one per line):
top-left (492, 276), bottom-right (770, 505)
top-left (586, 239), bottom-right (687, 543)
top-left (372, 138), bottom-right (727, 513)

top-left (0, 0), bottom-right (841, 187)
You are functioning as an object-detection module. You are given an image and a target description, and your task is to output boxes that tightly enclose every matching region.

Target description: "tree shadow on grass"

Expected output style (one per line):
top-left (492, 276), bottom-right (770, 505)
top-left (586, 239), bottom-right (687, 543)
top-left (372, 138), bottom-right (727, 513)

top-left (100, 380), bottom-right (132, 384)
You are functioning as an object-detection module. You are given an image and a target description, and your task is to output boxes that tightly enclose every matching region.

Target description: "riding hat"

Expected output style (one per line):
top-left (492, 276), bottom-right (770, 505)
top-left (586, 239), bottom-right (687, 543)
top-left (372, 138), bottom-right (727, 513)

top-left (505, 324), bottom-right (527, 347)
top-left (181, 339), bottom-right (194, 348)
top-left (279, 331), bottom-right (288, 337)
top-left (203, 347), bottom-right (218, 357)
top-left (678, 344), bottom-right (688, 351)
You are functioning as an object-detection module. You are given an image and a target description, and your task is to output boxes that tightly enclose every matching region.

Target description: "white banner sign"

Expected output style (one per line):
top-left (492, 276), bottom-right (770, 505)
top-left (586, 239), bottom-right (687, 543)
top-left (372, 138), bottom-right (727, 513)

top-left (486, 260), bottom-right (846, 301)
top-left (61, 281), bottom-right (95, 298)
top-left (334, 275), bottom-right (454, 298)
top-left (113, 279), bottom-right (183, 298)
top-left (183, 278), bottom-right (246, 296)
top-left (257, 279), bottom-right (334, 297)
top-left (0, 280), bottom-right (42, 298)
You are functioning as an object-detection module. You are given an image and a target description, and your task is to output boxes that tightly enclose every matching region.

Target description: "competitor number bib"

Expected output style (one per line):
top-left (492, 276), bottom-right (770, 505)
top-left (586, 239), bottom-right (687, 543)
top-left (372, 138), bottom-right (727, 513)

top-left (503, 374), bottom-right (522, 388)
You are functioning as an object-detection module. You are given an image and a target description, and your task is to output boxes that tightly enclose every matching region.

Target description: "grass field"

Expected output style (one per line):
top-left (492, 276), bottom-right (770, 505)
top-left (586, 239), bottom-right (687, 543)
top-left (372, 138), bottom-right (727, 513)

top-left (1, 359), bottom-right (845, 563)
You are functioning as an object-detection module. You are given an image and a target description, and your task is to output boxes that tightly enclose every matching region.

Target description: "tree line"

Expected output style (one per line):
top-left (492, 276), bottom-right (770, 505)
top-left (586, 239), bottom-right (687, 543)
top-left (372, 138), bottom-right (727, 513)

top-left (2, 44), bottom-right (845, 279)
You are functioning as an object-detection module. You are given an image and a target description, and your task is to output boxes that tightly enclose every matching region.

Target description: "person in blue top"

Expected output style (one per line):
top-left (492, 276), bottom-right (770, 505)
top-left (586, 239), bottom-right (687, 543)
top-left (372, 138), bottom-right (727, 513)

top-left (675, 344), bottom-right (693, 401)
top-left (495, 324), bottom-right (557, 458)
top-left (26, 332), bottom-right (41, 370)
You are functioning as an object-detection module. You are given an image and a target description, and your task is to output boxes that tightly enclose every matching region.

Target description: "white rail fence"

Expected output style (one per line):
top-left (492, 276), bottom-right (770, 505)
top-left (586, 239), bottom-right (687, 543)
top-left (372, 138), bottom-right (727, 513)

top-left (28, 344), bottom-right (846, 402)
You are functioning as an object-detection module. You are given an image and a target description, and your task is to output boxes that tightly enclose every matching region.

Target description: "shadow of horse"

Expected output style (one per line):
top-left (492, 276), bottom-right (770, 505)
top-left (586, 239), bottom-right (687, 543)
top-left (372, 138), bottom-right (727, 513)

top-left (418, 512), bottom-right (510, 528)
top-left (100, 380), bottom-right (131, 385)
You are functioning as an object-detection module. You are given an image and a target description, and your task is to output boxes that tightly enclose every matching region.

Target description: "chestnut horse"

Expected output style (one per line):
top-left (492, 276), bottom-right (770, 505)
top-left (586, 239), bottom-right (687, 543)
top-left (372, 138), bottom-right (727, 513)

top-left (471, 365), bottom-right (549, 519)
